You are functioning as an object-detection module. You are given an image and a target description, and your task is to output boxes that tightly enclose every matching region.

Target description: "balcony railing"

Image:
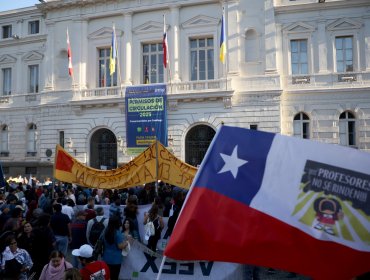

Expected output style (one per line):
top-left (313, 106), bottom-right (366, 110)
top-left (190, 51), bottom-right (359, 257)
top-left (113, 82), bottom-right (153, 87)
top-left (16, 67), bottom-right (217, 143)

top-left (284, 72), bottom-right (370, 91)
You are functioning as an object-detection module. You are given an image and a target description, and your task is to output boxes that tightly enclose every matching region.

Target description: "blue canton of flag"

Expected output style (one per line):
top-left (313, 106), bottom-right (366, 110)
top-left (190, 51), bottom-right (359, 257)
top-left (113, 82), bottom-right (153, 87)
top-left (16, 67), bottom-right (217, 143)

top-left (196, 126), bottom-right (274, 205)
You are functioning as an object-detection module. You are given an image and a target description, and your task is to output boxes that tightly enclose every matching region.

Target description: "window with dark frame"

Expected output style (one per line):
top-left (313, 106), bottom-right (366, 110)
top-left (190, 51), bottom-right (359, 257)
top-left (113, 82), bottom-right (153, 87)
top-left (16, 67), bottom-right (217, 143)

top-left (2, 25), bottom-right (12, 39)
top-left (142, 43), bottom-right (164, 84)
top-left (29, 20), bottom-right (40, 35)
top-left (190, 37), bottom-right (214, 81)
top-left (98, 48), bottom-right (117, 87)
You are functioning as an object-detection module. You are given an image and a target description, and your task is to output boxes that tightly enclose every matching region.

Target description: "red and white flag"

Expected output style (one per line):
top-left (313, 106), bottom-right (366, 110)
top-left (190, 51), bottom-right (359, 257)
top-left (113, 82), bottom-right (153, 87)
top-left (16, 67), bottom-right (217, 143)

top-left (67, 28), bottom-right (73, 76)
top-left (162, 15), bottom-right (168, 68)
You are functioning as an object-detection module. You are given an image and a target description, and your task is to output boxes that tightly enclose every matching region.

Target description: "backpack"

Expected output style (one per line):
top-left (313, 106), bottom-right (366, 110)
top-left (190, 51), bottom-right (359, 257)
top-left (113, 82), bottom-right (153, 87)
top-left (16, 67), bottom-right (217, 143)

top-left (92, 236), bottom-right (104, 261)
top-left (89, 218), bottom-right (106, 246)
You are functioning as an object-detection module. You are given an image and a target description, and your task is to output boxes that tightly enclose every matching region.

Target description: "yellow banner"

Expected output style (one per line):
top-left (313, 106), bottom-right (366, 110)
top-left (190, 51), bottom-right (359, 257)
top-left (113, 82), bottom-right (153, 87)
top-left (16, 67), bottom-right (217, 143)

top-left (54, 141), bottom-right (197, 190)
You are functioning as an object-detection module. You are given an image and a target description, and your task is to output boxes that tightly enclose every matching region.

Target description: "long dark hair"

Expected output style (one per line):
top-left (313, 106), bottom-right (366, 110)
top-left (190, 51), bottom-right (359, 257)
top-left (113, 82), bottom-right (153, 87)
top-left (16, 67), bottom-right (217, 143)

top-left (104, 215), bottom-right (121, 244)
top-left (148, 204), bottom-right (159, 221)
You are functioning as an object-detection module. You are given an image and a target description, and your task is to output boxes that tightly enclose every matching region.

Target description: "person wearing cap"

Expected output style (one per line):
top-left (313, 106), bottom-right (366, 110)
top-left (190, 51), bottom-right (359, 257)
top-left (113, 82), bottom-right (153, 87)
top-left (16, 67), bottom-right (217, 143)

top-left (72, 244), bottom-right (110, 280)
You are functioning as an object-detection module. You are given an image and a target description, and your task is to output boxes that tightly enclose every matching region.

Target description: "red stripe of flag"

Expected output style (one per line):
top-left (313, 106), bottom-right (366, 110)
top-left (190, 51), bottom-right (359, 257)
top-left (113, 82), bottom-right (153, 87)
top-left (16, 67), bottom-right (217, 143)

top-left (67, 28), bottom-right (73, 76)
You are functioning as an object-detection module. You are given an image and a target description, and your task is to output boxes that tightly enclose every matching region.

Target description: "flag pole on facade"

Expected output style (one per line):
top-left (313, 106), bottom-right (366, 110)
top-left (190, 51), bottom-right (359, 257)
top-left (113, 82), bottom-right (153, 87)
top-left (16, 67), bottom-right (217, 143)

top-left (219, 7), bottom-right (227, 90)
top-left (66, 28), bottom-right (74, 87)
top-left (163, 14), bottom-right (172, 93)
top-left (110, 24), bottom-right (121, 95)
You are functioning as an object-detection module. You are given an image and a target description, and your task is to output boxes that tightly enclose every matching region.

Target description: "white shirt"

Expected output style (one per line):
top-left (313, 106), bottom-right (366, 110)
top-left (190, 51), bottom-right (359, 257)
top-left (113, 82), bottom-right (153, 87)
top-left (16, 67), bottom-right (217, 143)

top-left (62, 205), bottom-right (75, 220)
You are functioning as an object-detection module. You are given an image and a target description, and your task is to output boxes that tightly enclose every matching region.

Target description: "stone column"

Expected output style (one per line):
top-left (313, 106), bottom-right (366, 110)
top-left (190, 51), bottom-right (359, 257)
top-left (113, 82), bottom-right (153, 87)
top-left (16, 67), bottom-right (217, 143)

top-left (363, 15), bottom-right (370, 71)
top-left (318, 20), bottom-right (328, 73)
top-left (123, 12), bottom-right (133, 85)
top-left (170, 5), bottom-right (180, 82)
top-left (264, 0), bottom-right (277, 73)
top-left (75, 19), bottom-right (88, 89)
top-left (44, 21), bottom-right (55, 90)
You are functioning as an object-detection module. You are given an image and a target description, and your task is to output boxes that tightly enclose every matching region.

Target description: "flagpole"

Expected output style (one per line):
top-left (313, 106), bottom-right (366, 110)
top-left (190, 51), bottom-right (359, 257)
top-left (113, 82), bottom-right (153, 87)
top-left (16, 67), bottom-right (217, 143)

top-left (163, 14), bottom-right (173, 94)
top-left (155, 138), bottom-right (159, 196)
top-left (156, 256), bottom-right (167, 280)
top-left (67, 28), bottom-right (75, 90)
top-left (114, 24), bottom-right (123, 97)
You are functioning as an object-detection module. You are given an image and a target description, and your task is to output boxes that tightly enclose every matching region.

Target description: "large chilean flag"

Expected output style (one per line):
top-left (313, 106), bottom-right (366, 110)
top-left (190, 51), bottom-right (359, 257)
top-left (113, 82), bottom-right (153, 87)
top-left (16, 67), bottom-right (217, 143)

top-left (164, 126), bottom-right (370, 280)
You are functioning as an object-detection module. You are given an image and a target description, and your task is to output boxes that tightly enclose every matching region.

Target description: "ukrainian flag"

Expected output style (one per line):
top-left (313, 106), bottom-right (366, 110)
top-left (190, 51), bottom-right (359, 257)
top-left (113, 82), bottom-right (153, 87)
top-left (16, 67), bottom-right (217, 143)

top-left (109, 27), bottom-right (116, 76)
top-left (219, 12), bottom-right (226, 63)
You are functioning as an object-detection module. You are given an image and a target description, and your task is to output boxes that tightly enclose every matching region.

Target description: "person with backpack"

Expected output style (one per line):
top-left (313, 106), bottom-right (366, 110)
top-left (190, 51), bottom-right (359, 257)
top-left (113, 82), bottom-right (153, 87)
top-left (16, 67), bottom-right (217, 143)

top-left (86, 207), bottom-right (108, 246)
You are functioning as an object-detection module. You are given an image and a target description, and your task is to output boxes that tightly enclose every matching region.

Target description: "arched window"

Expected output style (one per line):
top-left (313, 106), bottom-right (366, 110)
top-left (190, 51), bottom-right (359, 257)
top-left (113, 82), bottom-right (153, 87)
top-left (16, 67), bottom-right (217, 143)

top-left (185, 125), bottom-right (215, 167)
top-left (293, 112), bottom-right (310, 139)
top-left (90, 128), bottom-right (117, 170)
top-left (0, 125), bottom-right (8, 153)
top-left (339, 111), bottom-right (356, 146)
top-left (27, 123), bottom-right (37, 154)
top-left (245, 29), bottom-right (259, 62)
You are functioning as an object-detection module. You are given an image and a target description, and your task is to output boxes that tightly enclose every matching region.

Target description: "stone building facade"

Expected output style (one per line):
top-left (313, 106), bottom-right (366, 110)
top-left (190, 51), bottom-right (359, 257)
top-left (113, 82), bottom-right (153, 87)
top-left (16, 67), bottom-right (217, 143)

top-left (0, 0), bottom-right (369, 179)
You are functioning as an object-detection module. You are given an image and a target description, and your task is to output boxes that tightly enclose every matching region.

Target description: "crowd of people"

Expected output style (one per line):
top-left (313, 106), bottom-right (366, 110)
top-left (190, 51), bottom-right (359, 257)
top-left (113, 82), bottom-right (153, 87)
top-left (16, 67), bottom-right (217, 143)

top-left (0, 176), bottom-right (186, 280)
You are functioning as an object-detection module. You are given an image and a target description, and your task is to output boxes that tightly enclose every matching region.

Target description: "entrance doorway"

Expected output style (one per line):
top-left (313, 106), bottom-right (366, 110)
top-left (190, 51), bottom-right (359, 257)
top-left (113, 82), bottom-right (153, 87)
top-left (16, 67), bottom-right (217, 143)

top-left (90, 128), bottom-right (117, 170)
top-left (185, 125), bottom-right (215, 167)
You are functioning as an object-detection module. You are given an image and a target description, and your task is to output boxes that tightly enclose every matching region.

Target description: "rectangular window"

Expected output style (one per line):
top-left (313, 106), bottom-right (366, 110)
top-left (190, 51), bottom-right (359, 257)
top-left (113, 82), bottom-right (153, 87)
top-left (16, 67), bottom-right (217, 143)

top-left (2, 25), bottom-right (12, 39)
top-left (29, 65), bottom-right (39, 93)
top-left (336, 36), bottom-right (353, 72)
top-left (25, 167), bottom-right (37, 175)
top-left (2, 167), bottom-right (9, 175)
top-left (142, 43), bottom-right (164, 84)
top-left (98, 48), bottom-right (117, 87)
top-left (302, 122), bottom-right (309, 139)
top-left (190, 38), bottom-right (214, 81)
top-left (28, 20), bottom-right (40, 34)
top-left (59, 131), bottom-right (65, 148)
top-left (0, 126), bottom-right (8, 152)
top-left (2, 68), bottom-right (11, 95)
top-left (290, 39), bottom-right (308, 75)
top-left (250, 124), bottom-right (258, 130)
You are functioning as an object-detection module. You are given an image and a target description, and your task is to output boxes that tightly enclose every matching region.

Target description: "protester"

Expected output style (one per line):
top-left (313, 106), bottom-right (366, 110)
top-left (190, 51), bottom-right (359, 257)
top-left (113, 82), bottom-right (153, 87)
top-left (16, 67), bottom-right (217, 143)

top-left (50, 203), bottom-right (71, 256)
top-left (109, 196), bottom-right (123, 221)
top-left (16, 222), bottom-right (35, 260)
top-left (102, 215), bottom-right (130, 280)
top-left (122, 218), bottom-right (139, 240)
top-left (83, 197), bottom-right (96, 221)
top-left (70, 210), bottom-right (88, 268)
top-left (143, 204), bottom-right (164, 252)
top-left (86, 207), bottom-right (108, 246)
top-left (32, 214), bottom-right (56, 279)
top-left (61, 198), bottom-right (75, 220)
top-left (72, 244), bottom-right (110, 280)
top-left (63, 267), bottom-right (82, 280)
top-left (1, 234), bottom-right (33, 280)
top-left (39, 250), bottom-right (73, 280)
top-left (2, 207), bottom-right (23, 234)
top-left (123, 194), bottom-right (140, 241)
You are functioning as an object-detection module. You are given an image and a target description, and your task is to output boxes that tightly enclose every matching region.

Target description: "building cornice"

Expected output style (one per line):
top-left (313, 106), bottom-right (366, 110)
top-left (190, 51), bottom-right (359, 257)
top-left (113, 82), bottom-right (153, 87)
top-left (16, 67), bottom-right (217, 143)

top-left (275, 0), bottom-right (370, 14)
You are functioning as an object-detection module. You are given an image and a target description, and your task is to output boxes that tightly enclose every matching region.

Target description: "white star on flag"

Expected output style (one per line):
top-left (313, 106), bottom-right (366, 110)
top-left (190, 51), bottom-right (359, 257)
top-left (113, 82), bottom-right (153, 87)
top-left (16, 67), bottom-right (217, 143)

top-left (218, 145), bottom-right (248, 178)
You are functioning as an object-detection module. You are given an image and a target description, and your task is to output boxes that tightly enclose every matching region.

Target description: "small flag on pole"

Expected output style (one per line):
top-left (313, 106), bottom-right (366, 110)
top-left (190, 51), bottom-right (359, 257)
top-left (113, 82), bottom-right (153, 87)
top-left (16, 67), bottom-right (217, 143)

top-left (219, 10), bottom-right (226, 63)
top-left (109, 25), bottom-right (117, 76)
top-left (66, 28), bottom-right (73, 76)
top-left (163, 15), bottom-right (169, 68)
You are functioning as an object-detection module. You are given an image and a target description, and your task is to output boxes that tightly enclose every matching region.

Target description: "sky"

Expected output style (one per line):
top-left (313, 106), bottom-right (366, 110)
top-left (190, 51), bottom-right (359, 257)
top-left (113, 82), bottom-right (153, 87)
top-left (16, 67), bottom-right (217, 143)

top-left (0, 0), bottom-right (40, 12)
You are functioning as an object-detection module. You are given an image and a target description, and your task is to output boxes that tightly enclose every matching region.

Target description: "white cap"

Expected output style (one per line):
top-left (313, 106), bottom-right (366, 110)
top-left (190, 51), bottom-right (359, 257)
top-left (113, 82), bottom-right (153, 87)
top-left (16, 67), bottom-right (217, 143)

top-left (72, 244), bottom-right (93, 258)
